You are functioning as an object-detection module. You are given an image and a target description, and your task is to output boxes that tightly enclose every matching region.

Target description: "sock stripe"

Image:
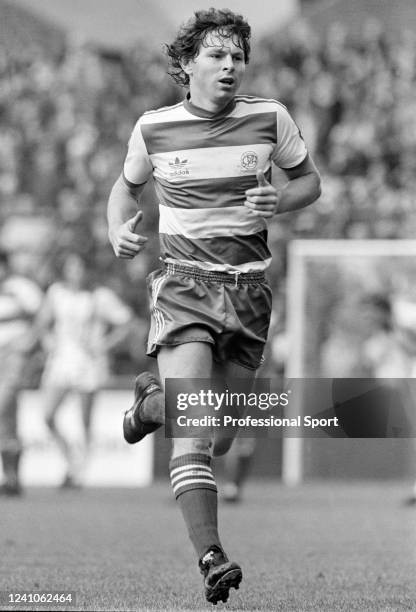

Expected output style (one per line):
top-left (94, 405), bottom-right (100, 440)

top-left (171, 469), bottom-right (216, 487)
top-left (169, 453), bottom-right (217, 499)
top-left (172, 478), bottom-right (217, 496)
top-left (170, 463), bottom-right (213, 478)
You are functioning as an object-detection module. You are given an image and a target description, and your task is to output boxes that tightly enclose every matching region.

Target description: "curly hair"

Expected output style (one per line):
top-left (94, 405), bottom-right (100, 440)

top-left (165, 8), bottom-right (251, 87)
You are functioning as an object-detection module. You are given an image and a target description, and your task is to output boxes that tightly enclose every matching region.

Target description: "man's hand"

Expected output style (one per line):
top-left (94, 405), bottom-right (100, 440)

top-left (109, 210), bottom-right (148, 259)
top-left (244, 169), bottom-right (281, 218)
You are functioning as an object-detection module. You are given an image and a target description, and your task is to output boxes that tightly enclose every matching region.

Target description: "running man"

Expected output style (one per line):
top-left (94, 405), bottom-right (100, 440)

top-left (108, 8), bottom-right (321, 604)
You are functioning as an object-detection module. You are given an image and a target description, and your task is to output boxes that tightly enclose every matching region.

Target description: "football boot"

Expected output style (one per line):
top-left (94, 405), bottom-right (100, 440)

top-left (123, 372), bottom-right (163, 444)
top-left (199, 546), bottom-right (242, 605)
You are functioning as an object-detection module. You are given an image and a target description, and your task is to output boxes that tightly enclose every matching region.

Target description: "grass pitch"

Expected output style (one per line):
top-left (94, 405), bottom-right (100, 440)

top-left (1, 481), bottom-right (416, 611)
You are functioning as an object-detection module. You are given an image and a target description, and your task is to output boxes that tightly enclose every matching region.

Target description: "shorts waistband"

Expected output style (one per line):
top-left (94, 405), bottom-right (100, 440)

top-left (162, 262), bottom-right (266, 286)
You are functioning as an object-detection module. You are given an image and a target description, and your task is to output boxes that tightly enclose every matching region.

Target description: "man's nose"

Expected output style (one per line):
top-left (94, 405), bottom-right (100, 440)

top-left (222, 55), bottom-right (234, 70)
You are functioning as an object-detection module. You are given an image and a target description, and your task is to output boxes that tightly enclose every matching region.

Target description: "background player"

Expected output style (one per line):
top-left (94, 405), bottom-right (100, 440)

top-left (107, 8), bottom-right (321, 605)
top-left (363, 289), bottom-right (416, 504)
top-left (35, 251), bottom-right (134, 488)
top-left (0, 249), bottom-right (42, 495)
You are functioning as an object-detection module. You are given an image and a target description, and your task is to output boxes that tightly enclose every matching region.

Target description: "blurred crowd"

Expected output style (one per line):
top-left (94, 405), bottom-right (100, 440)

top-left (1, 17), bottom-right (416, 346)
top-left (0, 41), bottom-right (178, 304)
top-left (247, 19), bottom-right (416, 262)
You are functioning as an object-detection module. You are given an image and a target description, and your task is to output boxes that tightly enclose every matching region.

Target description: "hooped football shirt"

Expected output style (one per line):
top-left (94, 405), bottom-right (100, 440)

top-left (124, 94), bottom-right (307, 272)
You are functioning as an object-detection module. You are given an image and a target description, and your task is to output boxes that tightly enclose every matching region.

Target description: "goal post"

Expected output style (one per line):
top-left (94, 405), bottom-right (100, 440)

top-left (282, 239), bottom-right (416, 486)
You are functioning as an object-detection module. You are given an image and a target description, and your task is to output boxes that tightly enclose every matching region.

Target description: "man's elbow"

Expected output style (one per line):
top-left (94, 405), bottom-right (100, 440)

top-left (109, 173), bottom-right (136, 199)
top-left (108, 176), bottom-right (123, 205)
top-left (310, 172), bottom-right (322, 203)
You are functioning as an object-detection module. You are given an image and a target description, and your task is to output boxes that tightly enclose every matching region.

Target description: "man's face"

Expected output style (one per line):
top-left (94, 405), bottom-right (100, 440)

top-left (184, 30), bottom-right (246, 108)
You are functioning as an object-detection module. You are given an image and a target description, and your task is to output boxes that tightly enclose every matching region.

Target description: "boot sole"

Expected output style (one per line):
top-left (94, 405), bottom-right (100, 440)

top-left (206, 567), bottom-right (242, 604)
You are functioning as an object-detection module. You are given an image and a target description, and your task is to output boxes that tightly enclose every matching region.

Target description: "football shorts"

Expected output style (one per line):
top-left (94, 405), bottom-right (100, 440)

top-left (146, 263), bottom-right (272, 370)
top-left (41, 346), bottom-right (109, 392)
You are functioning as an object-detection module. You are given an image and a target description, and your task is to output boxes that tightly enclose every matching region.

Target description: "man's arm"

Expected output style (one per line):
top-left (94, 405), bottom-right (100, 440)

top-left (244, 154), bottom-right (321, 218)
top-left (107, 174), bottom-right (148, 259)
top-left (278, 153), bottom-right (321, 214)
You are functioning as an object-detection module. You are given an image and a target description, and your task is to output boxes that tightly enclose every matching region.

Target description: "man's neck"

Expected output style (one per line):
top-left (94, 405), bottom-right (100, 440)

top-left (185, 92), bottom-right (236, 118)
top-left (189, 94), bottom-right (227, 114)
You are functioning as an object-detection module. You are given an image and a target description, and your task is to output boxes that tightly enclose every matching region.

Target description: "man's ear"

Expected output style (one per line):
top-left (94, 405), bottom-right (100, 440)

top-left (180, 58), bottom-right (193, 77)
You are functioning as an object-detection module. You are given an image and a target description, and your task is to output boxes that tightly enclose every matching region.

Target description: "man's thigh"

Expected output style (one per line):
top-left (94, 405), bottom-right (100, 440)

top-left (157, 341), bottom-right (213, 381)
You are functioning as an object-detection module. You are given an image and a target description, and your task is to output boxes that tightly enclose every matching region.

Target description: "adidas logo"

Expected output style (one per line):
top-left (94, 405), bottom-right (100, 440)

top-left (169, 156), bottom-right (188, 167)
top-left (169, 156), bottom-right (190, 176)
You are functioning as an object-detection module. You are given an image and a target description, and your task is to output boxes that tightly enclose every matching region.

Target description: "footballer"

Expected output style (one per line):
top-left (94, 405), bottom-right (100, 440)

top-left (107, 7), bottom-right (321, 605)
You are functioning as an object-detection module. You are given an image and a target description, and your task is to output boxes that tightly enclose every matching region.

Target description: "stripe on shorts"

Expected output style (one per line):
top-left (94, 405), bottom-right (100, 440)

top-left (151, 273), bottom-right (168, 345)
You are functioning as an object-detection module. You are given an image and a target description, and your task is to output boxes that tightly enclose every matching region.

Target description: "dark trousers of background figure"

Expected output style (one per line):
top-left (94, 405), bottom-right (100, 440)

top-left (0, 350), bottom-right (25, 492)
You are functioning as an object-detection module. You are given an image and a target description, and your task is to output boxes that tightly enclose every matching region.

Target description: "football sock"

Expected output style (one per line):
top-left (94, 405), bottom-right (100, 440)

top-left (170, 453), bottom-right (223, 559)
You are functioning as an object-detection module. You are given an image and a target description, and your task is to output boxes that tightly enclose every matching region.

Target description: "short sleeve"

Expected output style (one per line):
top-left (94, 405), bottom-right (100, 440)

top-left (95, 287), bottom-right (132, 326)
top-left (272, 104), bottom-right (308, 170)
top-left (123, 118), bottom-right (153, 187)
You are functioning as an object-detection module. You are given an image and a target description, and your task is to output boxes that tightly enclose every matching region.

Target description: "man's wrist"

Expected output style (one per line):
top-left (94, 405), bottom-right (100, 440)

top-left (272, 190), bottom-right (284, 215)
top-left (108, 226), bottom-right (119, 245)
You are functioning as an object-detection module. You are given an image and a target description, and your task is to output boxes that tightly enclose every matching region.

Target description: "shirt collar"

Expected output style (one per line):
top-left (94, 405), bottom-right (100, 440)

top-left (184, 92), bottom-right (236, 118)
